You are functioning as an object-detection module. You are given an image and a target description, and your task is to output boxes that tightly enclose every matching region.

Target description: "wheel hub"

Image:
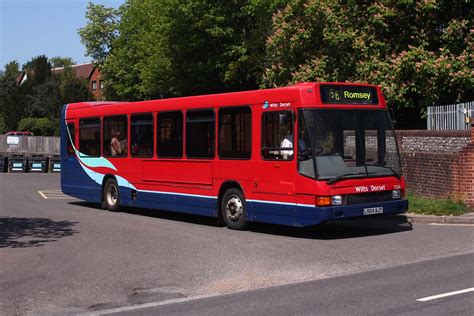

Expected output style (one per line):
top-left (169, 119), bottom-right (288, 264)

top-left (107, 185), bottom-right (117, 206)
top-left (226, 195), bottom-right (243, 221)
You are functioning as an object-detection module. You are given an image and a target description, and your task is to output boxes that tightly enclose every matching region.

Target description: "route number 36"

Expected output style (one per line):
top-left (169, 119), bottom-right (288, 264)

top-left (329, 89), bottom-right (341, 101)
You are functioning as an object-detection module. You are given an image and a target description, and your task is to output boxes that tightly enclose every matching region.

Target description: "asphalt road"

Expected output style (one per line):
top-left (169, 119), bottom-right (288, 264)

top-left (0, 174), bottom-right (473, 315)
top-left (108, 253), bottom-right (474, 315)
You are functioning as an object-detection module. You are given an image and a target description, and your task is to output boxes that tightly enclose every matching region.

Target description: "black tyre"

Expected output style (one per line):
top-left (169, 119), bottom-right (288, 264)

top-left (103, 178), bottom-right (121, 212)
top-left (221, 188), bottom-right (248, 230)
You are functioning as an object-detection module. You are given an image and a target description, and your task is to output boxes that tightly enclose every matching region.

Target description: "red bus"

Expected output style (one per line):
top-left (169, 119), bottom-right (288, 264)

top-left (61, 82), bottom-right (407, 229)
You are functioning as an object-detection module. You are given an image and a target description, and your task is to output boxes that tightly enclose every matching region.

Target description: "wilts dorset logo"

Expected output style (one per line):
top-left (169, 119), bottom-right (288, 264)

top-left (262, 101), bottom-right (291, 109)
top-left (354, 185), bottom-right (386, 192)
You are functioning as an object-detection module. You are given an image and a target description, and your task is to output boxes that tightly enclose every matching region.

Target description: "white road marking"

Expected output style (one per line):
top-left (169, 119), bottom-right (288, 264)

top-left (416, 287), bottom-right (474, 302)
top-left (38, 190), bottom-right (75, 199)
top-left (429, 223), bottom-right (474, 227)
top-left (38, 191), bottom-right (48, 199)
top-left (83, 293), bottom-right (220, 315)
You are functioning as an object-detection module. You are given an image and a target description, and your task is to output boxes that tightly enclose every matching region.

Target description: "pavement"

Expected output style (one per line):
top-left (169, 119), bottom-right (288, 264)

top-left (407, 212), bottom-right (474, 224)
top-left (369, 212), bottom-right (474, 225)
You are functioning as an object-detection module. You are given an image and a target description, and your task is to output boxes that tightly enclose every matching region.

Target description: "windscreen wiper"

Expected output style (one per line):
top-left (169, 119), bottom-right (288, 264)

top-left (326, 172), bottom-right (367, 185)
top-left (373, 164), bottom-right (401, 178)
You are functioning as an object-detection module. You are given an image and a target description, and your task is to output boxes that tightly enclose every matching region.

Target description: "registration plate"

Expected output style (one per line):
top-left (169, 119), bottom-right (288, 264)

top-left (363, 207), bottom-right (383, 215)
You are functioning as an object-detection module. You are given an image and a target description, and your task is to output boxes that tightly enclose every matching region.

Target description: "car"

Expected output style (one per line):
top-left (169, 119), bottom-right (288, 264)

top-left (5, 131), bottom-right (33, 136)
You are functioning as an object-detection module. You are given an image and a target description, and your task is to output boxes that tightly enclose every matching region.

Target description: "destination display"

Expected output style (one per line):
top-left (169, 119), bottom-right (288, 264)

top-left (320, 85), bottom-right (378, 105)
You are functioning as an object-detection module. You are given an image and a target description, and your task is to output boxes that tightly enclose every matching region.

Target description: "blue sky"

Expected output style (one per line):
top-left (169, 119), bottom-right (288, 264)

top-left (0, 0), bottom-right (124, 68)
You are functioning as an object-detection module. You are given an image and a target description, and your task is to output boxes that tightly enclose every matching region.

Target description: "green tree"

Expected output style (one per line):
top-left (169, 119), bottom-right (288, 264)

top-left (59, 67), bottom-right (92, 104)
top-left (21, 56), bottom-right (57, 120)
top-left (54, 67), bottom-right (91, 133)
top-left (22, 55), bottom-right (52, 86)
top-left (1, 56), bottom-right (91, 135)
top-left (0, 116), bottom-right (7, 134)
top-left (20, 56), bottom-right (91, 135)
top-left (32, 117), bottom-right (54, 136)
top-left (50, 57), bottom-right (76, 68)
top-left (17, 117), bottom-right (36, 132)
top-left (237, 0), bottom-right (293, 87)
top-left (3, 61), bottom-right (21, 78)
top-left (263, 0), bottom-right (474, 128)
top-left (78, 2), bottom-right (120, 64)
top-left (18, 117), bottom-right (54, 136)
top-left (26, 78), bottom-right (61, 118)
top-left (0, 65), bottom-right (23, 130)
top-left (0, 61), bottom-right (24, 130)
top-left (101, 0), bottom-right (246, 99)
top-left (80, 0), bottom-right (287, 100)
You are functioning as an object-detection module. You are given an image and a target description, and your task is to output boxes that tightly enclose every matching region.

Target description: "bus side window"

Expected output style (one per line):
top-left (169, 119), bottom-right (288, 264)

top-left (261, 111), bottom-right (294, 160)
top-left (186, 110), bottom-right (215, 159)
top-left (157, 111), bottom-right (183, 158)
top-left (103, 115), bottom-right (128, 157)
top-left (131, 114), bottom-right (154, 158)
top-left (66, 123), bottom-right (75, 156)
top-left (79, 118), bottom-right (101, 157)
top-left (218, 107), bottom-right (251, 159)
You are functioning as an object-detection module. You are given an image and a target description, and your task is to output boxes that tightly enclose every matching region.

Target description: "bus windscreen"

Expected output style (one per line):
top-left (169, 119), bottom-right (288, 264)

top-left (320, 85), bottom-right (378, 105)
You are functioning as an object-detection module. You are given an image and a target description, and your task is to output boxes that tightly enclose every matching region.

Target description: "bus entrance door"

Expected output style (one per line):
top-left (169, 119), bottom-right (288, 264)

top-left (251, 162), bottom-right (296, 226)
top-left (61, 121), bottom-right (80, 196)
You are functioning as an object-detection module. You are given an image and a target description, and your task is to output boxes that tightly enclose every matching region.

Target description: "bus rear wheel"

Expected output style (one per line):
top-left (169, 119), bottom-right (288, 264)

top-left (221, 188), bottom-right (248, 230)
top-left (103, 178), bottom-right (121, 212)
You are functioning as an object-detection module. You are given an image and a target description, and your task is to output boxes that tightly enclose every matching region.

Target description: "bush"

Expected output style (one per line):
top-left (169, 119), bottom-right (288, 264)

top-left (17, 117), bottom-right (54, 136)
top-left (32, 117), bottom-right (54, 136)
top-left (17, 117), bottom-right (36, 132)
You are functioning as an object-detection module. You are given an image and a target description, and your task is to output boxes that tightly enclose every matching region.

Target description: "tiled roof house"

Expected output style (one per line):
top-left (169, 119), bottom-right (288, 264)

top-left (53, 63), bottom-right (104, 100)
top-left (17, 63), bottom-right (104, 100)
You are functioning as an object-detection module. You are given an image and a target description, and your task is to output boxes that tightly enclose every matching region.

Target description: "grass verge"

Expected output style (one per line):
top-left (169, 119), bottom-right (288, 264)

top-left (407, 192), bottom-right (467, 216)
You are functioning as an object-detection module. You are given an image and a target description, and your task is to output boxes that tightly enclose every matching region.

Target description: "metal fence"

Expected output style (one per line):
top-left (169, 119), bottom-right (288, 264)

top-left (427, 101), bottom-right (474, 130)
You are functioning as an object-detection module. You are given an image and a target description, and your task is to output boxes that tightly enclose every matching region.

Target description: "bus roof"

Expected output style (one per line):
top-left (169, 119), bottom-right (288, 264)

top-left (65, 82), bottom-right (385, 116)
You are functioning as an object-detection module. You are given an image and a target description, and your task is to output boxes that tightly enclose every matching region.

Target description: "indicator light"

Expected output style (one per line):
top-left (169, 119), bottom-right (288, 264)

top-left (315, 196), bottom-right (331, 206)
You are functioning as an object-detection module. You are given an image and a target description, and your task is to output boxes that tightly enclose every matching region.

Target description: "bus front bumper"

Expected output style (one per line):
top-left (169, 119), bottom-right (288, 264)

top-left (295, 198), bottom-right (408, 227)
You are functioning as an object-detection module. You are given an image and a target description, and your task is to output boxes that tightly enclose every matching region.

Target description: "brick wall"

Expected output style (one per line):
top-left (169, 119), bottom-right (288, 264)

top-left (89, 67), bottom-right (103, 100)
top-left (398, 123), bottom-right (474, 210)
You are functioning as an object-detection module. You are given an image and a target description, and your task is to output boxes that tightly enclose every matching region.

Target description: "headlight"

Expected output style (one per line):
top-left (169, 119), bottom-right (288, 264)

top-left (392, 189), bottom-right (401, 199)
top-left (331, 195), bottom-right (343, 205)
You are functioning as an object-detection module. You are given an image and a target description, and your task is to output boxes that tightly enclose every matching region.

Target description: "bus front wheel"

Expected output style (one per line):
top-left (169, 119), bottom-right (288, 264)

top-left (103, 178), bottom-right (121, 212)
top-left (221, 188), bottom-right (248, 230)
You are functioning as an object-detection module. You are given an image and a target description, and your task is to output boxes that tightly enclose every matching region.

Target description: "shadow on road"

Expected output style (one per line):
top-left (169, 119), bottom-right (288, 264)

top-left (69, 201), bottom-right (412, 240)
top-left (0, 217), bottom-right (78, 248)
top-left (68, 201), bottom-right (221, 227)
top-left (249, 217), bottom-right (413, 240)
